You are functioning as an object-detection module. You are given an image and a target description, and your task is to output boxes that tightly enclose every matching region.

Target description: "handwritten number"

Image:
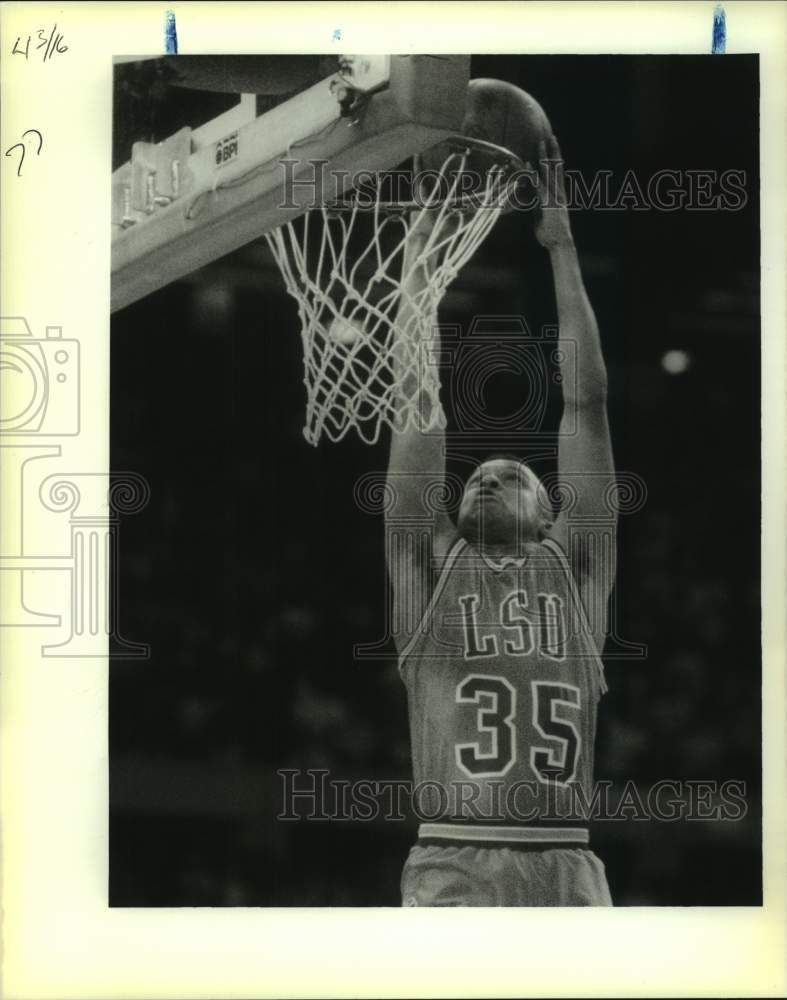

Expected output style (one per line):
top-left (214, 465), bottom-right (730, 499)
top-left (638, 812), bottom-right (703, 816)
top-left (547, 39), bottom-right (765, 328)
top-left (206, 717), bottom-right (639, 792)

top-left (11, 25), bottom-right (67, 61)
top-left (5, 130), bottom-right (43, 177)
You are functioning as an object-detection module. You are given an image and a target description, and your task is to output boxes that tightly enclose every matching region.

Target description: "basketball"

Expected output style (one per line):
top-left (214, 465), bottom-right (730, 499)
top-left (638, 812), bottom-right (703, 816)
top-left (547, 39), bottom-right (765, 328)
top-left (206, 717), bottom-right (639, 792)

top-left (422, 78), bottom-right (553, 175)
top-left (463, 78), bottom-right (553, 167)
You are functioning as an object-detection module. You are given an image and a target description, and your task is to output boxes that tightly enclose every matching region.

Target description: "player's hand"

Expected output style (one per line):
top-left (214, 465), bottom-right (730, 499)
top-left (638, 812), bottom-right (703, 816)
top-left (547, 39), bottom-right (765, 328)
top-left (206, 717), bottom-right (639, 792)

top-left (533, 134), bottom-right (575, 251)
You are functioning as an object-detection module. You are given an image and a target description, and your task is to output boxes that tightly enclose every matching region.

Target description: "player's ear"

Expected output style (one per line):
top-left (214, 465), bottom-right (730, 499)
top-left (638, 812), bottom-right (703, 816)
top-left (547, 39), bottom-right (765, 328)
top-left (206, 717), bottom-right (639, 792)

top-left (535, 480), bottom-right (554, 538)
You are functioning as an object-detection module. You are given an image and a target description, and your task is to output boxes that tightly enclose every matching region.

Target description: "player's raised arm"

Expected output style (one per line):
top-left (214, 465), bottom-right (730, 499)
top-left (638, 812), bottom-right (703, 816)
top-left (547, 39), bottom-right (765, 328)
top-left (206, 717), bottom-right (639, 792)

top-left (385, 210), bottom-right (457, 649)
top-left (535, 135), bottom-right (616, 646)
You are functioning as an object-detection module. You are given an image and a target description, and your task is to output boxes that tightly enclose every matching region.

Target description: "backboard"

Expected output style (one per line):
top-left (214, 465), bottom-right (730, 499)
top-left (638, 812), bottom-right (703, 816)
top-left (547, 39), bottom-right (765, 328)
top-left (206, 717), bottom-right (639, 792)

top-left (111, 54), bottom-right (471, 312)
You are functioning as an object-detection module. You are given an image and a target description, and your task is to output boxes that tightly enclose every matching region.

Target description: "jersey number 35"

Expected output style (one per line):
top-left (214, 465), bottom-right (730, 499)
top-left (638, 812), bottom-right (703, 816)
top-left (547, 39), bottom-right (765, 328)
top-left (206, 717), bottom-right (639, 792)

top-left (454, 674), bottom-right (582, 784)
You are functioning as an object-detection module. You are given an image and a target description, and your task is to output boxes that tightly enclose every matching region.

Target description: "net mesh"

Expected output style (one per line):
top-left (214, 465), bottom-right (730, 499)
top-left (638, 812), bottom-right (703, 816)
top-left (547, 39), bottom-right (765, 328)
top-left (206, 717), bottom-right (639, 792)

top-left (265, 148), bottom-right (517, 445)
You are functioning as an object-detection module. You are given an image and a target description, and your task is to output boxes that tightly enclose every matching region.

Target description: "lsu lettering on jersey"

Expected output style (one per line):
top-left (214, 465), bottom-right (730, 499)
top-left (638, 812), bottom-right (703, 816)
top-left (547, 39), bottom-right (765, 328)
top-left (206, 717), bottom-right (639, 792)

top-left (399, 535), bottom-right (607, 848)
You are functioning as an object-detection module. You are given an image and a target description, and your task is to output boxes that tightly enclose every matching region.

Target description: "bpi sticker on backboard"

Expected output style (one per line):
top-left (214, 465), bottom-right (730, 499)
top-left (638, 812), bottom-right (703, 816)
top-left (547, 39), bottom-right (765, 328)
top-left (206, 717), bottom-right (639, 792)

top-left (215, 131), bottom-right (239, 168)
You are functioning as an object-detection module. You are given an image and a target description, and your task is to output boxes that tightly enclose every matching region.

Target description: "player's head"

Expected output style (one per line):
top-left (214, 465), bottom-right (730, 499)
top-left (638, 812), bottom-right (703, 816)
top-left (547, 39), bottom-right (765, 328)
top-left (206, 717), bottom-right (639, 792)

top-left (456, 455), bottom-right (554, 546)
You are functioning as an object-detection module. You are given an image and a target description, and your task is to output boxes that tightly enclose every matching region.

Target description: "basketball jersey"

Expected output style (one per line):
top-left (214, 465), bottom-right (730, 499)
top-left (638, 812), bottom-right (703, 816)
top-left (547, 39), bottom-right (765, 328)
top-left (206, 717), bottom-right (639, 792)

top-left (399, 535), bottom-right (607, 846)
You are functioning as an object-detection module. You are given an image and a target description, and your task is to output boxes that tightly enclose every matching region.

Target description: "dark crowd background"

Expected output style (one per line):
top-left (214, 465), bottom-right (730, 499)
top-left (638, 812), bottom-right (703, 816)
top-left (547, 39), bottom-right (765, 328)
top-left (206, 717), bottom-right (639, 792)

top-left (110, 55), bottom-right (760, 905)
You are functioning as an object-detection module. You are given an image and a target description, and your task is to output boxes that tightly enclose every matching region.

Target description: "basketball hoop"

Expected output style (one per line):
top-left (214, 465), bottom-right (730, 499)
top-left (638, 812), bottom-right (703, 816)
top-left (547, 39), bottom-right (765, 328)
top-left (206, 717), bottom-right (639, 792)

top-left (265, 139), bottom-right (527, 445)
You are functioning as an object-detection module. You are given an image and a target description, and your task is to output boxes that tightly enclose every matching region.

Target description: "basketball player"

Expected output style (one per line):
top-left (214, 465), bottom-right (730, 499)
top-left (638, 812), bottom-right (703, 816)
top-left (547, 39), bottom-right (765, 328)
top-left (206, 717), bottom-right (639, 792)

top-left (387, 133), bottom-right (615, 906)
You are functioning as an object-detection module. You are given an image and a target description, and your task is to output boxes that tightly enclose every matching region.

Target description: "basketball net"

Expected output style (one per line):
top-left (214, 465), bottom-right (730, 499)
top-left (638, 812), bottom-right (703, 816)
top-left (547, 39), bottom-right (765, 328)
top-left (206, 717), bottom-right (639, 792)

top-left (265, 147), bottom-right (518, 445)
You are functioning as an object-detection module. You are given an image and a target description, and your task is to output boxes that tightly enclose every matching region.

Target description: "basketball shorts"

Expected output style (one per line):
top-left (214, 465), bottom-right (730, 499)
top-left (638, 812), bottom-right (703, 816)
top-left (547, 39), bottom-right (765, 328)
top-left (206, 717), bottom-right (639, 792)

top-left (401, 842), bottom-right (613, 907)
